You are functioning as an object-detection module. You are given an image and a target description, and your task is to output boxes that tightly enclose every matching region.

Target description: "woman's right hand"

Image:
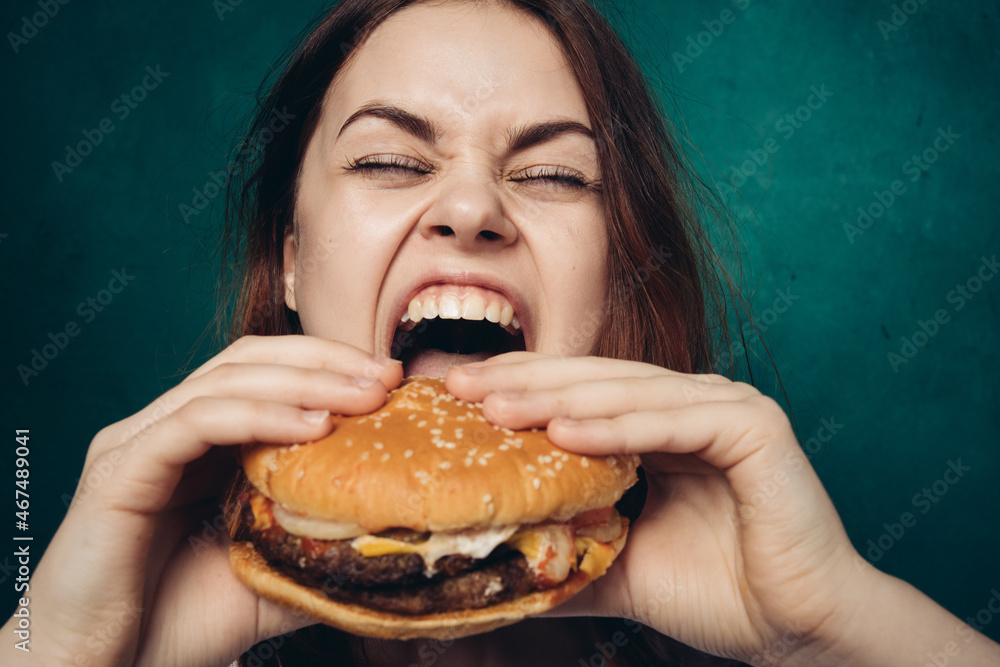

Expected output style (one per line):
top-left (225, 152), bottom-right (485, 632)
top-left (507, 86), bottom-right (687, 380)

top-left (1, 335), bottom-right (402, 667)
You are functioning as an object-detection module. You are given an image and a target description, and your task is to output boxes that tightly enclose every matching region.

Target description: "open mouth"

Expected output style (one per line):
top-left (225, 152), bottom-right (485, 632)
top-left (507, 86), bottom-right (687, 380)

top-left (391, 284), bottom-right (526, 377)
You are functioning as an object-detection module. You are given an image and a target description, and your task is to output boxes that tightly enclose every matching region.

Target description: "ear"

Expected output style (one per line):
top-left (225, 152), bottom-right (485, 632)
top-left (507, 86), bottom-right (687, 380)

top-left (282, 230), bottom-right (298, 312)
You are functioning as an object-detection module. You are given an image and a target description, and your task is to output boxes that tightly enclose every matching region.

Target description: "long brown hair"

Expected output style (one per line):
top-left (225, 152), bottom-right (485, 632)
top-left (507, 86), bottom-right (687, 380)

top-left (221, 0), bottom-right (748, 664)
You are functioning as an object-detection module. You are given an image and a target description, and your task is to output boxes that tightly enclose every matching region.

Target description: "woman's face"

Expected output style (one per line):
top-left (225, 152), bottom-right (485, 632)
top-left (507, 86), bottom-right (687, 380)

top-left (286, 0), bottom-right (608, 376)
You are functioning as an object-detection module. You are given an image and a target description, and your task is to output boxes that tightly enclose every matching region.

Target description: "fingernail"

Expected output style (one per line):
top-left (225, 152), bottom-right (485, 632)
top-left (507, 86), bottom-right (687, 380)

top-left (374, 355), bottom-right (400, 366)
top-left (461, 364), bottom-right (483, 375)
top-left (557, 417), bottom-right (580, 426)
top-left (500, 391), bottom-right (522, 400)
top-left (351, 376), bottom-right (378, 388)
top-left (301, 409), bottom-right (329, 425)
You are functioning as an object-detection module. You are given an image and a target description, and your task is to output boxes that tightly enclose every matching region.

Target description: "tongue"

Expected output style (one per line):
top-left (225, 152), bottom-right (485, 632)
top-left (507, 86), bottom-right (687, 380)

top-left (402, 348), bottom-right (493, 378)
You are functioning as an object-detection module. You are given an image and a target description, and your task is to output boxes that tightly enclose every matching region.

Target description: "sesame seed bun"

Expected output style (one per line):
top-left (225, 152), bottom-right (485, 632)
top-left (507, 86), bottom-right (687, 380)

top-left (241, 377), bottom-right (639, 533)
top-left (232, 376), bottom-right (638, 639)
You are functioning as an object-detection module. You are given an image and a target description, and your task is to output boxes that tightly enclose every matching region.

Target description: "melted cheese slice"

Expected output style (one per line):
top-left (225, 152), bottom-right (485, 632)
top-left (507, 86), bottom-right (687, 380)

top-left (575, 537), bottom-right (616, 579)
top-left (352, 525), bottom-right (519, 576)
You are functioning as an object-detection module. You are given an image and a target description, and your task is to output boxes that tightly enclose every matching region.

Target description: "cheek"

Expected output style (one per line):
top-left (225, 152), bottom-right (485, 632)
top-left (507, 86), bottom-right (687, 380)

top-left (538, 210), bottom-right (608, 350)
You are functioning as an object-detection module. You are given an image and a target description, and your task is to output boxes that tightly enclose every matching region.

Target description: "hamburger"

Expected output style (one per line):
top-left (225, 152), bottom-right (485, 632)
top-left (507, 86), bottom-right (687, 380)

top-left (230, 376), bottom-right (639, 640)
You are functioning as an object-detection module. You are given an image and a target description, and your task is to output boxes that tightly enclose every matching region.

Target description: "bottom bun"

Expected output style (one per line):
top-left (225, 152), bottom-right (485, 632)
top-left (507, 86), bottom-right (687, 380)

top-left (230, 529), bottom-right (627, 641)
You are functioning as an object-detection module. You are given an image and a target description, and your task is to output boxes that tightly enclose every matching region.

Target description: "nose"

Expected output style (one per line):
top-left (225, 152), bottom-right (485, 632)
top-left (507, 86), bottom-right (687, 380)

top-left (418, 176), bottom-right (517, 250)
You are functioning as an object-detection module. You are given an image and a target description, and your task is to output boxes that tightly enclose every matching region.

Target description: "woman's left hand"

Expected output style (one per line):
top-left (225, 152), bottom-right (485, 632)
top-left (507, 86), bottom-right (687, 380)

top-left (445, 352), bottom-right (866, 665)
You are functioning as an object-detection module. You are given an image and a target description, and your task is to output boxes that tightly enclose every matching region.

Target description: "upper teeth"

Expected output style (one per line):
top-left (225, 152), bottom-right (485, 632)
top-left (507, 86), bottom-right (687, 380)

top-left (399, 286), bottom-right (521, 335)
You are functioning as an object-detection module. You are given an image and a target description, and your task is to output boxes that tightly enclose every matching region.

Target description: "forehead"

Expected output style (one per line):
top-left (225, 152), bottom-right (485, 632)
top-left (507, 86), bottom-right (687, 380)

top-left (322, 1), bottom-right (591, 137)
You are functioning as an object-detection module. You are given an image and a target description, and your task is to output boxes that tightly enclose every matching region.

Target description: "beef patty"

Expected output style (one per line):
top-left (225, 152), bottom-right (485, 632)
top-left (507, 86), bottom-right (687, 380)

top-left (241, 493), bottom-right (536, 615)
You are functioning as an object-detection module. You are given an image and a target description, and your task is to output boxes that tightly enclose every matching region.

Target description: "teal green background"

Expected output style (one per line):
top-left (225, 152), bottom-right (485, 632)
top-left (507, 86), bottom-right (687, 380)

top-left (2, 0), bottom-right (998, 644)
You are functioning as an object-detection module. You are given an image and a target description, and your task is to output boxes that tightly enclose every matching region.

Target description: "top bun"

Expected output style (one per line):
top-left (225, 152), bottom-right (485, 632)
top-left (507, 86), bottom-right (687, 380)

top-left (242, 377), bottom-right (639, 533)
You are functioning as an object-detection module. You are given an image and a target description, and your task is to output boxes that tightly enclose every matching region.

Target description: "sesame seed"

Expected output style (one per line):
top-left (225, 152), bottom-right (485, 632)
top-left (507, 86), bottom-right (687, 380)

top-left (404, 449), bottom-right (414, 458)
top-left (581, 457), bottom-right (590, 468)
top-left (555, 461), bottom-right (563, 471)
top-left (345, 439), bottom-right (354, 447)
top-left (381, 453), bottom-right (391, 462)
top-left (545, 469), bottom-right (557, 478)
top-left (526, 464), bottom-right (537, 472)
top-left (417, 420), bottom-right (428, 428)
top-left (465, 457), bottom-right (474, 466)
top-left (499, 444), bottom-right (509, 451)
top-left (268, 463), bottom-right (278, 472)
top-left (408, 413), bottom-right (417, 420)
top-left (430, 429), bottom-right (443, 435)
top-left (482, 493), bottom-right (493, 504)
top-left (532, 478), bottom-right (541, 489)
top-left (478, 457), bottom-right (488, 466)
top-left (437, 417), bottom-right (445, 425)
top-left (487, 502), bottom-right (495, 515)
top-left (361, 451), bottom-right (370, 460)
top-left (373, 422), bottom-right (382, 429)
top-left (439, 461), bottom-right (452, 470)
top-left (297, 469), bottom-right (305, 479)
top-left (373, 442), bottom-right (384, 449)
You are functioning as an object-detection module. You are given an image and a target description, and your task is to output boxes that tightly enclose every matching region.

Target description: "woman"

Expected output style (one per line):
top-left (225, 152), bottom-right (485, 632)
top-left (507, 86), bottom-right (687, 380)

top-left (4, 0), bottom-right (998, 665)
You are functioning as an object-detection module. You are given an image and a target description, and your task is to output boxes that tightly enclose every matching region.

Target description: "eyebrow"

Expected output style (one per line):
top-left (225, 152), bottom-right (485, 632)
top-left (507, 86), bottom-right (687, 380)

top-left (338, 103), bottom-right (438, 144)
top-left (337, 102), bottom-right (594, 153)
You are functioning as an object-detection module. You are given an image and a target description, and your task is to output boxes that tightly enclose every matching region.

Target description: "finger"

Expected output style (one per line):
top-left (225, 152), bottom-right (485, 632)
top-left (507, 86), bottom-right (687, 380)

top-left (545, 398), bottom-right (833, 521)
top-left (92, 346), bottom-right (398, 460)
top-left (545, 397), bottom-right (798, 479)
top-left (447, 355), bottom-right (685, 400)
top-left (180, 363), bottom-right (392, 413)
top-left (478, 376), bottom-right (757, 430)
top-left (185, 335), bottom-right (402, 386)
top-left (89, 397), bottom-right (337, 515)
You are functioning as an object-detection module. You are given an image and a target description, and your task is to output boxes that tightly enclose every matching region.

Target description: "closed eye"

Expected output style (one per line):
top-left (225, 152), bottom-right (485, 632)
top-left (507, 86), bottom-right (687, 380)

top-left (345, 154), bottom-right (432, 178)
top-left (509, 165), bottom-right (594, 191)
